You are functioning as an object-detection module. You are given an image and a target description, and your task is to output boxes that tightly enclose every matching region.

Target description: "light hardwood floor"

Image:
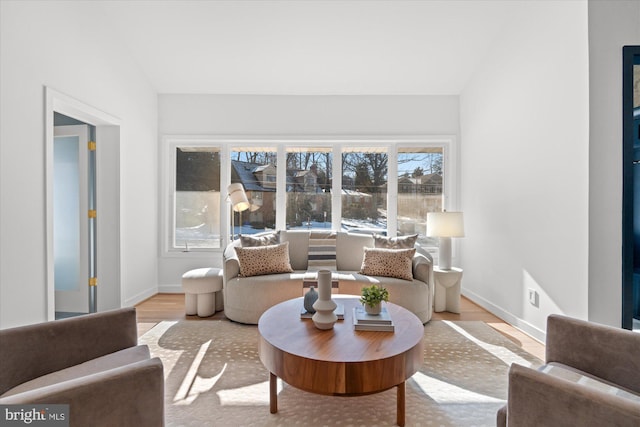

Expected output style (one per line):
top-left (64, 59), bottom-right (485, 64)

top-left (135, 293), bottom-right (545, 360)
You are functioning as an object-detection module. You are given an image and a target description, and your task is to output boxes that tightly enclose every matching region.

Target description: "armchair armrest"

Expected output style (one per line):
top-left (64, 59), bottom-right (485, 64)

top-left (0, 308), bottom-right (138, 395)
top-left (507, 363), bottom-right (640, 427)
top-left (0, 358), bottom-right (164, 427)
top-left (546, 314), bottom-right (640, 393)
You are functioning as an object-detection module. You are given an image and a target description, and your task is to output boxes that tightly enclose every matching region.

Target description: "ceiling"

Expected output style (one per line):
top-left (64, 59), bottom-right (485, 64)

top-left (100, 0), bottom-right (521, 95)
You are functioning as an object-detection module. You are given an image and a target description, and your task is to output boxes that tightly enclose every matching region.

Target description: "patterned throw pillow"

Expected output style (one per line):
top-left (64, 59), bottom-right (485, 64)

top-left (240, 232), bottom-right (279, 247)
top-left (373, 233), bottom-right (418, 249)
top-left (234, 242), bottom-right (294, 277)
top-left (359, 247), bottom-right (416, 281)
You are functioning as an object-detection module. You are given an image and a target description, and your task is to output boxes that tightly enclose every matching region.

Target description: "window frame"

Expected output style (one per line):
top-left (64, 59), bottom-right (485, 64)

top-left (161, 136), bottom-right (228, 256)
top-left (161, 135), bottom-right (457, 256)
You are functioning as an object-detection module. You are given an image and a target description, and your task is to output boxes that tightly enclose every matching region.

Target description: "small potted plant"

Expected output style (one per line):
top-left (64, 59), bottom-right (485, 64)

top-left (360, 285), bottom-right (389, 315)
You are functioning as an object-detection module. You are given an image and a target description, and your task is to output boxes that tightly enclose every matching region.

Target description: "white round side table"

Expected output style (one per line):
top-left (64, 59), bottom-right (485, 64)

top-left (433, 266), bottom-right (463, 313)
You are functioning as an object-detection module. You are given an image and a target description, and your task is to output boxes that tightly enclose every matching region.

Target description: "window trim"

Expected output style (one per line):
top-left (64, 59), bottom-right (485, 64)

top-left (161, 135), bottom-right (457, 256)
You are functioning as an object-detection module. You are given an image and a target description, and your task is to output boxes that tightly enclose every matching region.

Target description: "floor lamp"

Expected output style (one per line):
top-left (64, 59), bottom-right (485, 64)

top-left (227, 183), bottom-right (250, 240)
top-left (426, 211), bottom-right (465, 270)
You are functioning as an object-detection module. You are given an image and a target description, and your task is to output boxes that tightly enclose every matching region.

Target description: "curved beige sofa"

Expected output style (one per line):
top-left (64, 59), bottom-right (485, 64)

top-left (223, 230), bottom-right (434, 324)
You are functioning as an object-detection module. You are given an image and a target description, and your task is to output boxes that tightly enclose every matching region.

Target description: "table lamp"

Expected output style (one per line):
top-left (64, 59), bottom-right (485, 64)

top-left (426, 211), bottom-right (464, 270)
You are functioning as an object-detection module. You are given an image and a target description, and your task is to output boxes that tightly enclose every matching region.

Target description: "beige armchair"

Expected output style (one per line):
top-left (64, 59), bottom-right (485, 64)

top-left (0, 308), bottom-right (164, 427)
top-left (498, 314), bottom-right (640, 426)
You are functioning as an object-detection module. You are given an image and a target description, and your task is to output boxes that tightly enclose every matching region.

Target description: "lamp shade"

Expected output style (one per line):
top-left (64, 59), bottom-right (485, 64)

top-left (227, 183), bottom-right (250, 212)
top-left (426, 212), bottom-right (465, 237)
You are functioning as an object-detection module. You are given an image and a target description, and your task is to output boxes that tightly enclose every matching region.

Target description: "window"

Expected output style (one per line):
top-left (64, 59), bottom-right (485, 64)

top-left (341, 148), bottom-right (388, 235)
top-left (230, 148), bottom-right (277, 235)
top-left (173, 147), bottom-right (221, 249)
top-left (286, 147), bottom-right (333, 230)
top-left (397, 147), bottom-right (443, 246)
top-left (163, 136), bottom-right (455, 253)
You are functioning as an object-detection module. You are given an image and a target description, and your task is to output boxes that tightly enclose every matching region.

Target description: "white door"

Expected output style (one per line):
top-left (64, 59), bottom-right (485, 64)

top-left (54, 125), bottom-right (90, 314)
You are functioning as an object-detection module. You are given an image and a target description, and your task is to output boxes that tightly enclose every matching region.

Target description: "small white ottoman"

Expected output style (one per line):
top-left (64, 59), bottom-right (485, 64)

top-left (181, 268), bottom-right (224, 317)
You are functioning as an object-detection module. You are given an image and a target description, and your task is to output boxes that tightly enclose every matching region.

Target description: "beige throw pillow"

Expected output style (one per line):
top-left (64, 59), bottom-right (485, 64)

top-left (373, 233), bottom-right (418, 249)
top-left (234, 241), bottom-right (294, 277)
top-left (240, 232), bottom-right (279, 247)
top-left (359, 247), bottom-right (416, 281)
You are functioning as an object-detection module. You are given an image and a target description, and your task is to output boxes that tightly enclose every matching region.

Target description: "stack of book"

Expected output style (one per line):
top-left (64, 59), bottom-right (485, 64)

top-left (352, 306), bottom-right (395, 332)
top-left (301, 303), bottom-right (345, 319)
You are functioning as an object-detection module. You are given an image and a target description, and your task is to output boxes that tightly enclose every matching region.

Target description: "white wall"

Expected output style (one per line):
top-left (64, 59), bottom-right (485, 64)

top-left (459, 1), bottom-right (590, 340)
top-left (159, 95), bottom-right (460, 134)
top-left (0, 1), bottom-right (158, 328)
top-left (588, 0), bottom-right (640, 327)
top-left (158, 94), bottom-right (460, 290)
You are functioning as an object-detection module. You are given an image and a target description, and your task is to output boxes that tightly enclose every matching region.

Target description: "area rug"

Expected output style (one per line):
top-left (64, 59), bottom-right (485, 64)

top-left (140, 320), bottom-right (542, 427)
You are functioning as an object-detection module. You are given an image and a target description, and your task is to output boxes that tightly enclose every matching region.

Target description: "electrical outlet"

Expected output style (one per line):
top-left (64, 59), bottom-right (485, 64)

top-left (528, 289), bottom-right (539, 307)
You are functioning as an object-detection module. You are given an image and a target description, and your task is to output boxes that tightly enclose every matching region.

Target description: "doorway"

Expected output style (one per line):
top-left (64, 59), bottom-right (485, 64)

top-left (53, 121), bottom-right (92, 318)
top-left (622, 46), bottom-right (640, 331)
top-left (45, 88), bottom-right (122, 321)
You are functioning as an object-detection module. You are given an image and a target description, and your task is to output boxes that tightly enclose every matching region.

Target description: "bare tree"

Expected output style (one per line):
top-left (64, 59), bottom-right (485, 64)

top-left (342, 152), bottom-right (388, 188)
top-left (365, 153), bottom-right (388, 187)
top-left (234, 151), bottom-right (274, 164)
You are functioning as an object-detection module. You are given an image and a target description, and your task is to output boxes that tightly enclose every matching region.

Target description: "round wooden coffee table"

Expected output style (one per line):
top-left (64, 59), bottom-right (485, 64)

top-left (258, 295), bottom-right (424, 426)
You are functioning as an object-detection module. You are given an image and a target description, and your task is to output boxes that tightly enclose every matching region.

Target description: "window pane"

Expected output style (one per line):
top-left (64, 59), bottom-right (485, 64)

top-left (175, 147), bottom-right (221, 249)
top-left (341, 149), bottom-right (388, 234)
top-left (397, 147), bottom-right (443, 245)
top-left (286, 148), bottom-right (332, 230)
top-left (230, 149), bottom-right (277, 235)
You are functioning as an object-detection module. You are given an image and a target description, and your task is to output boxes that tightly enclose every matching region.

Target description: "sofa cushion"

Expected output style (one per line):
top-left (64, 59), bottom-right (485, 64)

top-left (373, 233), bottom-right (418, 249)
top-left (540, 362), bottom-right (640, 404)
top-left (1, 345), bottom-right (151, 398)
top-left (240, 232), bottom-right (279, 247)
top-left (336, 232), bottom-right (374, 271)
top-left (359, 247), bottom-right (416, 281)
top-left (234, 241), bottom-right (294, 277)
top-left (278, 230), bottom-right (310, 270)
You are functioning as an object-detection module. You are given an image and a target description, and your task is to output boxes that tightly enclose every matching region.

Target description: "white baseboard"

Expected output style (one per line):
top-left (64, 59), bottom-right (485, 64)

top-left (158, 284), bottom-right (184, 294)
top-left (124, 285), bottom-right (184, 307)
top-left (124, 287), bottom-right (159, 308)
top-left (461, 287), bottom-right (546, 343)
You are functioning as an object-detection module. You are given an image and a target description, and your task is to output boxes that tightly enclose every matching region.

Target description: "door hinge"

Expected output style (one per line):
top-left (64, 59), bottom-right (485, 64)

top-left (89, 277), bottom-right (98, 287)
top-left (88, 141), bottom-right (96, 151)
top-left (88, 210), bottom-right (97, 218)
